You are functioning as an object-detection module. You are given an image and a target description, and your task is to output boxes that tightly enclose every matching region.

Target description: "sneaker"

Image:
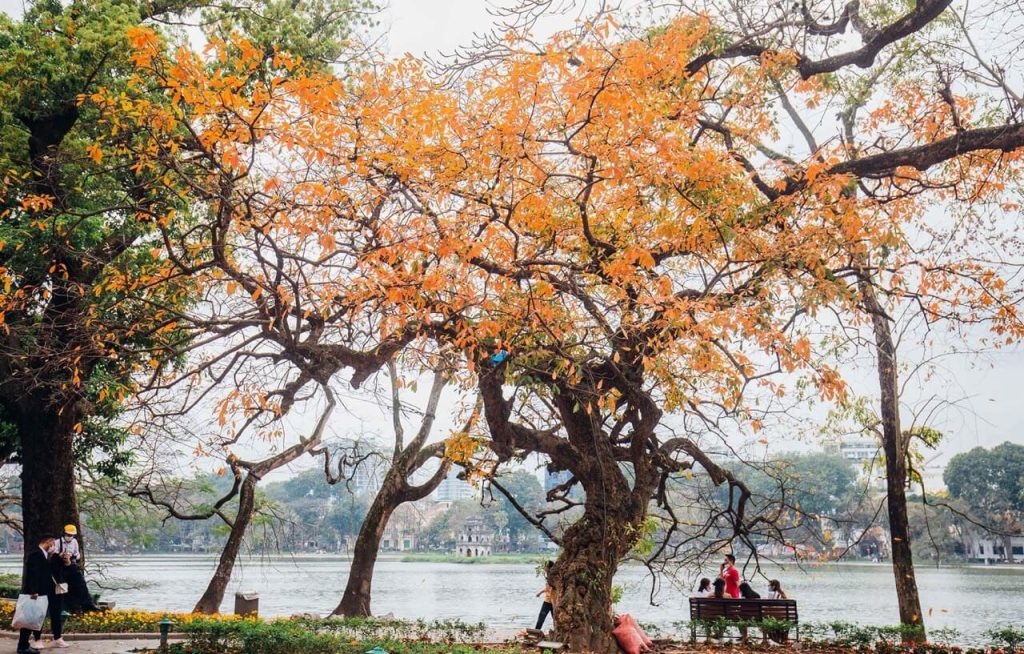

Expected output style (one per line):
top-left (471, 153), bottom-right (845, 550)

top-left (51, 638), bottom-right (70, 648)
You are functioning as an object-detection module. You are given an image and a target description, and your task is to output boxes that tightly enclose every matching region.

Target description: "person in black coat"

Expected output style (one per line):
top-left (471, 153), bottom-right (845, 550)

top-left (18, 536), bottom-right (56, 654)
top-left (33, 547), bottom-right (68, 648)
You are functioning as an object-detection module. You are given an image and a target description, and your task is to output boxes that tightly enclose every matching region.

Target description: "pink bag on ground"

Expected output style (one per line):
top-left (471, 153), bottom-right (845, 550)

top-left (620, 614), bottom-right (654, 649)
top-left (612, 615), bottom-right (651, 654)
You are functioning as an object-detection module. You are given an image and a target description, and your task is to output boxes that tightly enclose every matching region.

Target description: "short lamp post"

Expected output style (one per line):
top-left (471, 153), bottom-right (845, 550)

top-left (159, 617), bottom-right (174, 650)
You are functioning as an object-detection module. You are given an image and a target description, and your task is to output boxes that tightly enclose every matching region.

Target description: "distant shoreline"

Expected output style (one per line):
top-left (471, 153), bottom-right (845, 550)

top-left (0, 552), bottom-right (1021, 571)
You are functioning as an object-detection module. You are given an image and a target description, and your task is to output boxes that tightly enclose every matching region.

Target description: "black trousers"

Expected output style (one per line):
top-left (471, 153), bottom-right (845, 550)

top-left (535, 601), bottom-right (553, 630)
top-left (18, 628), bottom-right (33, 651)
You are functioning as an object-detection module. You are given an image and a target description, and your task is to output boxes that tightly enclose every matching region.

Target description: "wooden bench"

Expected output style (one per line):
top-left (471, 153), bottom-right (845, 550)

top-left (688, 597), bottom-right (799, 643)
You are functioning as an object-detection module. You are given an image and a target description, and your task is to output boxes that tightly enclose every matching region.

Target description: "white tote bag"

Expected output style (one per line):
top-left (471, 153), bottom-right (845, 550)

top-left (11, 594), bottom-right (48, 631)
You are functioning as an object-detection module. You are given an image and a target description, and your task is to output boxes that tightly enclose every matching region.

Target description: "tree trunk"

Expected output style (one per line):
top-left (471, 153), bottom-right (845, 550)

top-left (193, 472), bottom-right (258, 614)
top-left (862, 281), bottom-right (926, 640)
top-left (334, 480), bottom-right (399, 617)
top-left (19, 404), bottom-right (81, 566)
top-left (549, 465), bottom-right (644, 654)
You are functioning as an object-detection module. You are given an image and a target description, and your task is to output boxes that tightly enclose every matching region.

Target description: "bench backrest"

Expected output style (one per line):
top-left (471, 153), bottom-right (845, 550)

top-left (689, 598), bottom-right (798, 623)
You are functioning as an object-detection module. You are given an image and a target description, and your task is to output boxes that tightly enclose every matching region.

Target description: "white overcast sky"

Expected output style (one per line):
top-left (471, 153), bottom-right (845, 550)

top-left (1, 0), bottom-right (1022, 473)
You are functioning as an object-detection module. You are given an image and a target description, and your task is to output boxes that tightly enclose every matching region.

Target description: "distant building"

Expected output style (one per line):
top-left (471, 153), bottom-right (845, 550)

top-left (832, 438), bottom-right (947, 492)
top-left (917, 454), bottom-right (946, 492)
top-left (831, 438), bottom-right (886, 489)
top-left (962, 534), bottom-right (1024, 563)
top-left (380, 525), bottom-right (417, 552)
top-left (838, 437), bottom-right (879, 463)
top-left (435, 471), bottom-right (477, 502)
top-left (455, 517), bottom-right (494, 557)
top-left (335, 439), bottom-right (386, 496)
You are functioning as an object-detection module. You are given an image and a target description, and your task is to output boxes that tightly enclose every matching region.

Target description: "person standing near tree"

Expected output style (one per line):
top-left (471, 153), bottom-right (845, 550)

top-left (534, 561), bottom-right (555, 630)
top-left (33, 541), bottom-right (69, 649)
top-left (56, 525), bottom-right (98, 612)
top-left (17, 536), bottom-right (56, 654)
top-left (719, 554), bottom-right (741, 599)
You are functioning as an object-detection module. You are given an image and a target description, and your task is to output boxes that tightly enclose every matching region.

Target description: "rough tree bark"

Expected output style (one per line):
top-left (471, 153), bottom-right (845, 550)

top-left (192, 472), bottom-right (258, 614)
top-left (335, 451), bottom-right (450, 616)
top-left (859, 276), bottom-right (925, 638)
top-left (7, 112), bottom-right (92, 571)
top-left (333, 363), bottom-right (453, 617)
top-left (18, 404), bottom-right (82, 564)
top-left (337, 481), bottom-right (399, 617)
top-left (476, 361), bottom-right (670, 654)
top-left (548, 461), bottom-right (648, 653)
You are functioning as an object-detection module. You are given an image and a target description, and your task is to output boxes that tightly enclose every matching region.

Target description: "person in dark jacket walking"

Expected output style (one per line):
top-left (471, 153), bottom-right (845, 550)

top-left (18, 536), bottom-right (57, 654)
top-left (33, 545), bottom-right (69, 649)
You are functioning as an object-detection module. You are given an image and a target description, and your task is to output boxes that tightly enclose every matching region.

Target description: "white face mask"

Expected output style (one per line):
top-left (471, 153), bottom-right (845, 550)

top-left (63, 535), bottom-right (73, 542)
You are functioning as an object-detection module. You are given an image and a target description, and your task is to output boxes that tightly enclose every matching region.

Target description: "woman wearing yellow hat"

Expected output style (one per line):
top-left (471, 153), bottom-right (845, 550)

top-left (55, 524), bottom-right (99, 613)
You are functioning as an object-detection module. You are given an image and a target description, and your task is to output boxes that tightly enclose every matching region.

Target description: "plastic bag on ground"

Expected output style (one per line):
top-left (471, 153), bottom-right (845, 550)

top-left (620, 614), bottom-right (654, 649)
top-left (612, 615), bottom-right (651, 654)
top-left (11, 594), bottom-right (49, 631)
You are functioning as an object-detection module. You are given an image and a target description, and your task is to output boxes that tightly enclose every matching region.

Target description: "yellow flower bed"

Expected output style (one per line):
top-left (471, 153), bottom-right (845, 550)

top-left (0, 602), bottom-right (255, 633)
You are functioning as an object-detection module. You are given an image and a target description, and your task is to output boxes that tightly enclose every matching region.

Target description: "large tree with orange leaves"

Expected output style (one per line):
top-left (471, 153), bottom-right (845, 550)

top-left (112, 0), bottom-right (1024, 649)
top-left (91, 22), bottom-right (470, 614)
top-left (0, 0), bottom-right (377, 570)
top-left (396, 5), bottom-right (1024, 649)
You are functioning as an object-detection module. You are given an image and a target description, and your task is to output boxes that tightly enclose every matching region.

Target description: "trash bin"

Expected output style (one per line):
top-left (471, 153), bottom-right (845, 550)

top-left (234, 591), bottom-right (259, 617)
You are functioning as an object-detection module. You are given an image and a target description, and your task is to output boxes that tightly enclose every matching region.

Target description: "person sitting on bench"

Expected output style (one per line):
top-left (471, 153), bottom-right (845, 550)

top-left (712, 578), bottom-right (730, 599)
top-left (695, 578), bottom-right (713, 598)
top-left (768, 579), bottom-right (788, 599)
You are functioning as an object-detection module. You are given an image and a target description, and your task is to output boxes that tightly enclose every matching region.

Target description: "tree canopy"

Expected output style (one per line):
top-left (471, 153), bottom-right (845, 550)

top-left (6, 0), bottom-right (1024, 648)
top-left (946, 442), bottom-right (1024, 520)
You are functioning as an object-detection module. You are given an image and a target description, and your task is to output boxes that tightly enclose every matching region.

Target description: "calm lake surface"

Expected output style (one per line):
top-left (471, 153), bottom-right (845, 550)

top-left (2, 555), bottom-right (1021, 643)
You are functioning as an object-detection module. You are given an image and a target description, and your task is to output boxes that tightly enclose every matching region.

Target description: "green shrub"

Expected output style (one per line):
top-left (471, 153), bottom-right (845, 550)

top-left (986, 626), bottom-right (1024, 650)
top-left (759, 616), bottom-right (793, 640)
top-left (799, 622), bottom-right (831, 642)
top-left (827, 620), bottom-right (878, 647)
top-left (290, 615), bottom-right (486, 644)
top-left (182, 618), bottom-right (343, 654)
top-left (929, 627), bottom-right (963, 647)
top-left (638, 621), bottom-right (662, 638)
top-left (689, 616), bottom-right (755, 640)
top-left (0, 572), bottom-right (20, 599)
top-left (182, 615), bottom-right (495, 654)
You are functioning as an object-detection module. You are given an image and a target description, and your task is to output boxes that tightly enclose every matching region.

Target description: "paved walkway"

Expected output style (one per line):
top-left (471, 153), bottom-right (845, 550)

top-left (2, 636), bottom-right (181, 654)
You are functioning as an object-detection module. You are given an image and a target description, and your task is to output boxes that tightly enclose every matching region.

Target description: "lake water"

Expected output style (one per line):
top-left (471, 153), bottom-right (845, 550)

top-left (2, 555), bottom-right (1021, 643)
